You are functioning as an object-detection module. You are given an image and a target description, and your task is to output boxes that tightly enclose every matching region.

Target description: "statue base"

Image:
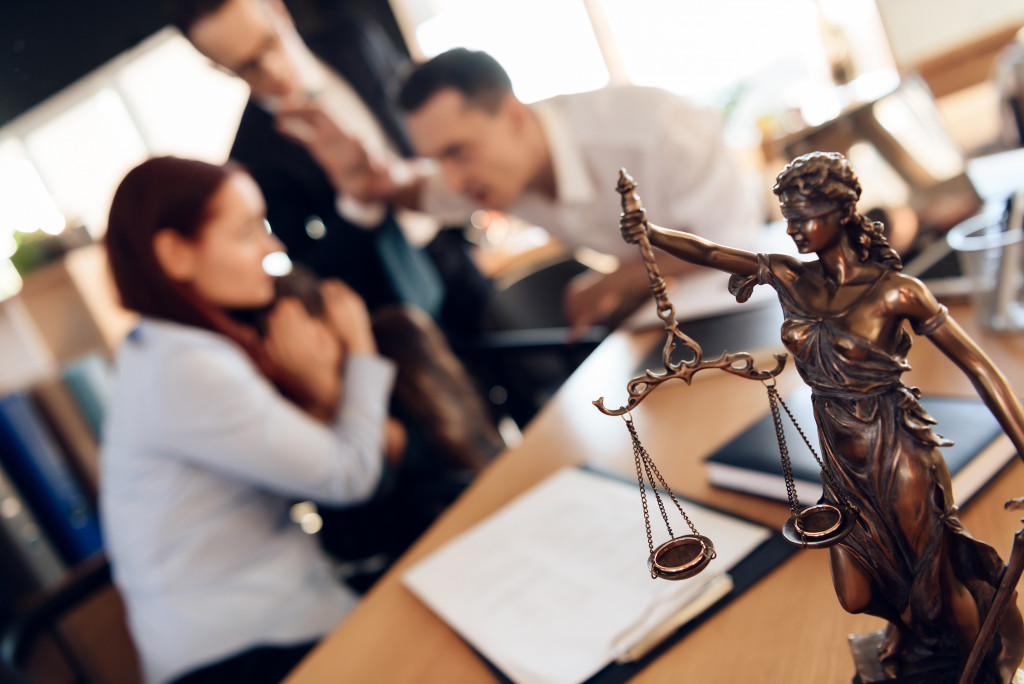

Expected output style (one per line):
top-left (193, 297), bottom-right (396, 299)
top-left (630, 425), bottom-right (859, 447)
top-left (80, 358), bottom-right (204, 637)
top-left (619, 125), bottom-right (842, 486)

top-left (849, 630), bottom-right (960, 684)
top-left (850, 630), bottom-right (1024, 684)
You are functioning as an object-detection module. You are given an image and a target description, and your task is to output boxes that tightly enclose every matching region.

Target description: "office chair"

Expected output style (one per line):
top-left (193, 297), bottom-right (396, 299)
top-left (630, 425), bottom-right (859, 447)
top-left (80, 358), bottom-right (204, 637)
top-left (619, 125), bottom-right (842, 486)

top-left (423, 227), bottom-right (609, 429)
top-left (455, 255), bottom-right (608, 428)
top-left (0, 555), bottom-right (141, 684)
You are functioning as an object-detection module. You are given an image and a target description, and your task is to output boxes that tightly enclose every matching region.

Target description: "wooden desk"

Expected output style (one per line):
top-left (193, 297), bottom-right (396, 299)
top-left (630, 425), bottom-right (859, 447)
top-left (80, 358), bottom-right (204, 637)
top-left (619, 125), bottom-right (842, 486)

top-left (285, 302), bottom-right (1024, 684)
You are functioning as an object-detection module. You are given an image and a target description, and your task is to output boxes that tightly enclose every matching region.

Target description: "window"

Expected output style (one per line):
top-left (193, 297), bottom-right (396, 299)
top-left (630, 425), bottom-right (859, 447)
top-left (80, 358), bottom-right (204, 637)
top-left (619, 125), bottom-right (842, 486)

top-left (402, 0), bottom-right (611, 104)
top-left (390, 0), bottom-right (897, 147)
top-left (0, 28), bottom-right (248, 297)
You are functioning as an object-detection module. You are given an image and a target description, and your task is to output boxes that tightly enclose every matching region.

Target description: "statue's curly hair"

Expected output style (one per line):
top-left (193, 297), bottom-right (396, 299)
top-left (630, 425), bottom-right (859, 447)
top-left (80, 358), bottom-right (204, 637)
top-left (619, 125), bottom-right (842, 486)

top-left (773, 151), bottom-right (902, 271)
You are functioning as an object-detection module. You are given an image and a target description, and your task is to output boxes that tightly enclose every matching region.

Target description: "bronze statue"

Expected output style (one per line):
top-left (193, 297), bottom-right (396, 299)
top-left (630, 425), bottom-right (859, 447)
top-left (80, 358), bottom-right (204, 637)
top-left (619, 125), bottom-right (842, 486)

top-left (618, 151), bottom-right (1024, 683)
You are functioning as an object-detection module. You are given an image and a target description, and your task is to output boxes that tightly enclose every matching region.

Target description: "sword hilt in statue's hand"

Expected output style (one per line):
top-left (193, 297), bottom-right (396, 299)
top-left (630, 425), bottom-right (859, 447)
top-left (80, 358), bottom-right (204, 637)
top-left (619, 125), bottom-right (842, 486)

top-left (617, 168), bottom-right (674, 324)
top-left (618, 169), bottom-right (648, 244)
top-left (594, 169), bottom-right (787, 417)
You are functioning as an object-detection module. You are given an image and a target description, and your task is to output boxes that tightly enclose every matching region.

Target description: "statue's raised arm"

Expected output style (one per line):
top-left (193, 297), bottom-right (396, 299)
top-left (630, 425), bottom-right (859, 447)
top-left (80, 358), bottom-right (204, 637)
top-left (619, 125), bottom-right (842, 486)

top-left (619, 170), bottom-right (760, 279)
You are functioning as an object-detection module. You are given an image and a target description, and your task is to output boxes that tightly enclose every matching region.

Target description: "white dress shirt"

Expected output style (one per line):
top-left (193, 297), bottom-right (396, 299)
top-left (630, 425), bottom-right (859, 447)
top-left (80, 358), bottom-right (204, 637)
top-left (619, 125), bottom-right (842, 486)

top-left (99, 318), bottom-right (396, 684)
top-left (422, 85), bottom-right (763, 257)
top-left (305, 54), bottom-right (439, 245)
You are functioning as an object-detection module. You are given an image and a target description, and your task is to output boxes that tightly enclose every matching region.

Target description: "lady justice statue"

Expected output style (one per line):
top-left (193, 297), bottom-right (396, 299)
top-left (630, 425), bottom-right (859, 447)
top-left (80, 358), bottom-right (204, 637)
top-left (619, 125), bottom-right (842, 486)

top-left (618, 151), bottom-right (1024, 683)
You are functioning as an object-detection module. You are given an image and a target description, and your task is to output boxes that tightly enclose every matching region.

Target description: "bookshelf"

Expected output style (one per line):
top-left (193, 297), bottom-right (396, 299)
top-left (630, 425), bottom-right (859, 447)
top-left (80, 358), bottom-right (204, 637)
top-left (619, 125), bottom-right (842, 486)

top-left (0, 244), bottom-right (135, 607)
top-left (0, 244), bottom-right (143, 681)
top-left (0, 296), bottom-right (56, 397)
top-left (16, 243), bottom-right (137, 365)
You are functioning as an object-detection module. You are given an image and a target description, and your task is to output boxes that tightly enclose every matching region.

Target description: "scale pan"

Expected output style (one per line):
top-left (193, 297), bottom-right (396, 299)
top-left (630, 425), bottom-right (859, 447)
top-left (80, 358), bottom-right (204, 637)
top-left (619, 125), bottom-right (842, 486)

top-left (648, 535), bottom-right (716, 580)
top-left (782, 503), bottom-right (856, 548)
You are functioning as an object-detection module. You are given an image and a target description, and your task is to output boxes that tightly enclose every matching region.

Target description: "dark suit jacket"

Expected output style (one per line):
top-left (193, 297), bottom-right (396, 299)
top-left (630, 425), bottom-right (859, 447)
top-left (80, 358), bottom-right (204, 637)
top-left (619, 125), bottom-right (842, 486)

top-left (228, 5), bottom-right (442, 314)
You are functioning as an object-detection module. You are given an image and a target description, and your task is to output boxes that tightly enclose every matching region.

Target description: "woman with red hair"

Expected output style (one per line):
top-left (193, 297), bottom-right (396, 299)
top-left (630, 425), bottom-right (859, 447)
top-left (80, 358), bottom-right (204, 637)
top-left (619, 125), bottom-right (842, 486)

top-left (101, 156), bottom-right (395, 684)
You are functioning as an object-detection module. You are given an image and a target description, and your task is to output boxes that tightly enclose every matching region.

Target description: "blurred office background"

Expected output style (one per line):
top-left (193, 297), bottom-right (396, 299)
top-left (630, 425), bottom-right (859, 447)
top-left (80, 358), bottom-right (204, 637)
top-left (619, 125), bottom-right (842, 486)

top-left (1, 0), bottom-right (1022, 451)
top-left (1, 0), bottom-right (1022, 297)
top-left (1, 1), bottom-right (1024, 680)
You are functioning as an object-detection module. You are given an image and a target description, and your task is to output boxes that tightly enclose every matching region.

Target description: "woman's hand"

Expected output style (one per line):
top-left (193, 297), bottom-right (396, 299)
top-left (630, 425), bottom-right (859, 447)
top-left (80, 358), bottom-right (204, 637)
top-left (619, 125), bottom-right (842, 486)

top-left (320, 279), bottom-right (377, 355)
top-left (620, 209), bottom-right (650, 245)
top-left (383, 417), bottom-right (407, 468)
top-left (262, 297), bottom-right (342, 416)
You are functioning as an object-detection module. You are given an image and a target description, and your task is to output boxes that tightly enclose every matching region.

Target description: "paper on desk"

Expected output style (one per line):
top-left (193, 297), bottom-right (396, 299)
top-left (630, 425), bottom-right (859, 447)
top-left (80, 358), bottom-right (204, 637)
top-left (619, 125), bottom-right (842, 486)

top-left (402, 467), bottom-right (771, 684)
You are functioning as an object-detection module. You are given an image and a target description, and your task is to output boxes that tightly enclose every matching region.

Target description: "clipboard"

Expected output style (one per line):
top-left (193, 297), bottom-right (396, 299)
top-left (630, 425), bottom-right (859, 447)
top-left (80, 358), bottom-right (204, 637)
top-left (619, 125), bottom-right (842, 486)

top-left (402, 465), bottom-right (797, 684)
top-left (558, 509), bottom-right (794, 684)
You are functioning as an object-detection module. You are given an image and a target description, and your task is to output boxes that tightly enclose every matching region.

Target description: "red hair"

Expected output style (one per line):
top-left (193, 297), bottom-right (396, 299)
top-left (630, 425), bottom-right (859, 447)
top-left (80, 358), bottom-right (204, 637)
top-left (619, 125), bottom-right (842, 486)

top-left (105, 156), bottom-right (272, 374)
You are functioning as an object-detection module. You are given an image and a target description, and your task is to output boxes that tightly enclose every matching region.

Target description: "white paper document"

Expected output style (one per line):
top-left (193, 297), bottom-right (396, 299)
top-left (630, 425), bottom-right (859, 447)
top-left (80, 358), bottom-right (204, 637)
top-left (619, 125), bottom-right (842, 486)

top-left (402, 467), bottom-right (771, 684)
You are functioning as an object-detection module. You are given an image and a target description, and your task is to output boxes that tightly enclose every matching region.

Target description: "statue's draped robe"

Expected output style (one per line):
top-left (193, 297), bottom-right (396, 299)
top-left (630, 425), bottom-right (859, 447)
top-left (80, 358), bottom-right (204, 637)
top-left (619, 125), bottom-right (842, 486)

top-left (732, 254), bottom-right (1013, 680)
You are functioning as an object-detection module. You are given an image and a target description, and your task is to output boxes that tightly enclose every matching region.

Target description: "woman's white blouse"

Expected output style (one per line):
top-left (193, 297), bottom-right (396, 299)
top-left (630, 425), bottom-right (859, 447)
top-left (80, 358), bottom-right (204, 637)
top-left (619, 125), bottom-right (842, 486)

top-left (99, 318), bottom-right (396, 684)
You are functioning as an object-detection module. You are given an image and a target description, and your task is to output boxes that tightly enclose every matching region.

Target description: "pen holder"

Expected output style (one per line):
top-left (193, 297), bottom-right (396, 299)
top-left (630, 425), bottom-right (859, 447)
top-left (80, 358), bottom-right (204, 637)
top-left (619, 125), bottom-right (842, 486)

top-left (947, 204), bottom-right (1024, 333)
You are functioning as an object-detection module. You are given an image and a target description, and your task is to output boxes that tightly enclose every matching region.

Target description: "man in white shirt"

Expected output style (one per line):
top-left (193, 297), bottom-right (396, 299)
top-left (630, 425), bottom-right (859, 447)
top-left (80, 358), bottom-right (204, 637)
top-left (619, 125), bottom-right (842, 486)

top-left (324, 47), bottom-right (765, 340)
top-left (396, 48), bottom-right (765, 340)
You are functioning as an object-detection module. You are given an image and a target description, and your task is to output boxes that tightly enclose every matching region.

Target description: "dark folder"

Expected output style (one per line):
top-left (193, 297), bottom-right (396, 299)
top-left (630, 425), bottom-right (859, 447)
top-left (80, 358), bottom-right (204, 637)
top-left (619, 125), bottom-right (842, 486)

top-left (705, 384), bottom-right (1012, 507)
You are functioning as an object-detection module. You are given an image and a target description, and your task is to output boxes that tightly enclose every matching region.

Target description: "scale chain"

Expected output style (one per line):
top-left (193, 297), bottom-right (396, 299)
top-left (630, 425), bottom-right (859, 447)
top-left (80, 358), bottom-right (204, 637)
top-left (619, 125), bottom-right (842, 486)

top-left (779, 399), bottom-right (850, 505)
top-left (767, 385), bottom-right (855, 511)
top-left (644, 448), bottom-right (699, 536)
top-left (628, 418), bottom-right (656, 558)
top-left (605, 169), bottom-right (789, 577)
top-left (767, 385), bottom-right (802, 513)
top-left (641, 453), bottom-right (675, 539)
top-left (626, 416), bottom-right (701, 546)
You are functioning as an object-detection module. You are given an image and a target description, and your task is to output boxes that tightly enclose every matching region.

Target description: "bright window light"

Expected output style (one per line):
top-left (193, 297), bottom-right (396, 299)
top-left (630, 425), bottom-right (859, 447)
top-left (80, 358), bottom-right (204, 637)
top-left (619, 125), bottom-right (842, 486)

top-left (847, 141), bottom-right (911, 208)
top-left (116, 30), bottom-right (249, 163)
top-left (598, 0), bottom-right (824, 100)
top-left (0, 156), bottom-right (66, 236)
top-left (0, 140), bottom-right (58, 301)
top-left (816, 0), bottom-right (896, 77)
top-left (23, 88), bottom-right (148, 238)
top-left (0, 257), bottom-right (23, 300)
top-left (414, 0), bottom-right (609, 103)
top-left (872, 84), bottom-right (964, 183)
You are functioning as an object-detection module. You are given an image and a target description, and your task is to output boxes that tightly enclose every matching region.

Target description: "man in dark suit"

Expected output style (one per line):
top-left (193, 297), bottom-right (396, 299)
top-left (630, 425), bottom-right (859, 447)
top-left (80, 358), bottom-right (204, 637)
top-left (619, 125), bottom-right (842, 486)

top-left (166, 0), bottom-right (504, 578)
top-left (168, 0), bottom-right (481, 321)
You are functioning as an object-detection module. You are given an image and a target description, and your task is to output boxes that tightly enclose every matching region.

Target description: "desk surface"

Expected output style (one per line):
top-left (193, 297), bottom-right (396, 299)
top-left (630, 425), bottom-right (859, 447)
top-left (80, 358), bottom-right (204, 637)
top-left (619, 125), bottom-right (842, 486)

top-left (285, 302), bottom-right (1024, 684)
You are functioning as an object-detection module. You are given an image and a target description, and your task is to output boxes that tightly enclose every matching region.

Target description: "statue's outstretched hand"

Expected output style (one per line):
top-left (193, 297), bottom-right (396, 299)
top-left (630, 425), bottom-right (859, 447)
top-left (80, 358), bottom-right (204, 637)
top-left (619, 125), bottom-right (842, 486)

top-left (620, 209), bottom-right (649, 245)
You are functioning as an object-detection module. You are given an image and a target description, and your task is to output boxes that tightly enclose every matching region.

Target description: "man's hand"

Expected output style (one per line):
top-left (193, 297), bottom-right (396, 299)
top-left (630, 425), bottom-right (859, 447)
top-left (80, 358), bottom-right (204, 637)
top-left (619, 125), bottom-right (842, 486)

top-left (274, 98), bottom-right (400, 203)
top-left (563, 270), bottom-right (630, 344)
top-left (563, 257), bottom-right (690, 342)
